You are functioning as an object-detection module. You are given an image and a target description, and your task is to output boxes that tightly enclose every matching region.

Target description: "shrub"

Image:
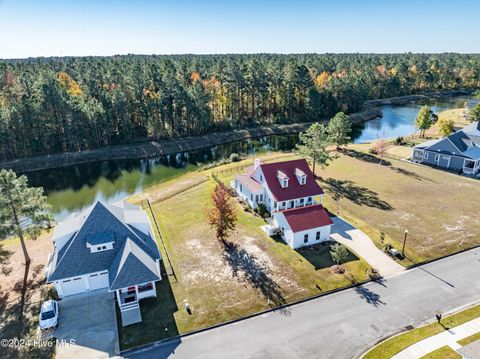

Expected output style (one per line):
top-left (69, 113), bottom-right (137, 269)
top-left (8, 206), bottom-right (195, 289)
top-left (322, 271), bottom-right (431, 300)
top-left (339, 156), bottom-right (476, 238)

top-left (256, 203), bottom-right (270, 218)
top-left (229, 153), bottom-right (240, 162)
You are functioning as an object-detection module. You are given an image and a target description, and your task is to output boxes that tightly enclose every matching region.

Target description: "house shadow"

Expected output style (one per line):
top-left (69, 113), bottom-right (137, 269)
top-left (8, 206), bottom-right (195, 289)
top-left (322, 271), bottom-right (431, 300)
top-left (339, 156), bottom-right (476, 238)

top-left (296, 241), bottom-right (359, 270)
top-left (221, 241), bottom-right (286, 308)
top-left (322, 178), bottom-right (394, 211)
top-left (119, 260), bottom-right (180, 356)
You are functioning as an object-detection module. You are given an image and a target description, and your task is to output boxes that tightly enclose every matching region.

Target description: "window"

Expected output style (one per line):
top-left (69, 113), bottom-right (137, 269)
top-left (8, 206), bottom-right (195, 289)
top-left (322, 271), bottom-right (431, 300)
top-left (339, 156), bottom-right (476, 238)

top-left (240, 184), bottom-right (243, 192)
top-left (300, 198), bottom-right (304, 204)
top-left (435, 154), bottom-right (440, 163)
top-left (259, 194), bottom-right (263, 201)
top-left (260, 175), bottom-right (263, 181)
top-left (307, 197), bottom-right (312, 203)
top-left (255, 195), bottom-right (259, 202)
top-left (250, 194), bottom-right (253, 201)
top-left (97, 246), bottom-right (102, 251)
top-left (102, 245), bottom-right (106, 250)
top-left (316, 231), bottom-right (321, 240)
top-left (138, 283), bottom-right (154, 292)
top-left (423, 152), bottom-right (429, 159)
top-left (304, 234), bottom-right (309, 243)
top-left (283, 179), bottom-right (288, 188)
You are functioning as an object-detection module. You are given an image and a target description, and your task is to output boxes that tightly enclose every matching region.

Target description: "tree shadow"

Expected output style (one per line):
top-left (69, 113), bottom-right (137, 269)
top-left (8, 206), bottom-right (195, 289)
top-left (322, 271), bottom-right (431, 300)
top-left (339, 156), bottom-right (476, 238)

top-left (322, 178), bottom-right (394, 211)
top-left (391, 167), bottom-right (436, 183)
top-left (344, 149), bottom-right (391, 166)
top-left (0, 243), bottom-right (13, 275)
top-left (221, 241), bottom-right (286, 308)
top-left (296, 241), bottom-right (358, 270)
top-left (355, 286), bottom-right (386, 307)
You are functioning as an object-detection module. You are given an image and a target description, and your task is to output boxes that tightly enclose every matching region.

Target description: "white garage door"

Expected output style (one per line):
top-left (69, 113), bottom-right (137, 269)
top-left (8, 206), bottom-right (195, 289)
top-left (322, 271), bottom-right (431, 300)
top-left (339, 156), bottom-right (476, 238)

top-left (88, 271), bottom-right (109, 290)
top-left (60, 276), bottom-right (87, 296)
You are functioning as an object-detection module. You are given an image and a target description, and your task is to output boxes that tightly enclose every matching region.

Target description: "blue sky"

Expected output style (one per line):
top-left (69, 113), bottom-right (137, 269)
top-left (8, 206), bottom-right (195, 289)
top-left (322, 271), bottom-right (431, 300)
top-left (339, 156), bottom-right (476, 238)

top-left (1, 0), bottom-right (479, 58)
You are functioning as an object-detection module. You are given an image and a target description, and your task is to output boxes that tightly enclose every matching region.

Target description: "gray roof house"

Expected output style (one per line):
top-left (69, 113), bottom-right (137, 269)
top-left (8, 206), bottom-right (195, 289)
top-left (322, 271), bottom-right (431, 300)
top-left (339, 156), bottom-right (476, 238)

top-left (412, 121), bottom-right (480, 177)
top-left (45, 201), bottom-right (162, 326)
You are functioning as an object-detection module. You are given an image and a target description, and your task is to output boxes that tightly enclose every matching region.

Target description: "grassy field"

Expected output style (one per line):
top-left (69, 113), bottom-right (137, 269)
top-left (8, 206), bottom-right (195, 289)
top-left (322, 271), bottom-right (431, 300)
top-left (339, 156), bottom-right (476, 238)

top-left (363, 304), bottom-right (480, 359)
top-left (420, 346), bottom-right (461, 359)
top-left (316, 145), bottom-right (480, 265)
top-left (119, 156), bottom-right (371, 349)
top-left (457, 331), bottom-right (480, 346)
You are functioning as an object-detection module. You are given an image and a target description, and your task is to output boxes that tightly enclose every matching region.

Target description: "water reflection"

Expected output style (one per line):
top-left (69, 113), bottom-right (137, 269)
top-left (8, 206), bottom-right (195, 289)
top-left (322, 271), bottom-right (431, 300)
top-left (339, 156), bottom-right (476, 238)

top-left (24, 96), bottom-right (475, 220)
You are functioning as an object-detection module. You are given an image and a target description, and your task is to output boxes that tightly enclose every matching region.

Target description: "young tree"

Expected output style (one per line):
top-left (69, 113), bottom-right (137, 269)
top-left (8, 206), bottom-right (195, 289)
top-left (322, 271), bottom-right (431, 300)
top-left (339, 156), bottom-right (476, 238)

top-left (206, 182), bottom-right (237, 242)
top-left (375, 131), bottom-right (389, 165)
top-left (0, 170), bottom-right (52, 267)
top-left (328, 112), bottom-right (352, 150)
top-left (467, 103), bottom-right (480, 123)
top-left (330, 243), bottom-right (349, 265)
top-left (415, 105), bottom-right (434, 138)
top-left (437, 117), bottom-right (454, 137)
top-left (296, 122), bottom-right (331, 175)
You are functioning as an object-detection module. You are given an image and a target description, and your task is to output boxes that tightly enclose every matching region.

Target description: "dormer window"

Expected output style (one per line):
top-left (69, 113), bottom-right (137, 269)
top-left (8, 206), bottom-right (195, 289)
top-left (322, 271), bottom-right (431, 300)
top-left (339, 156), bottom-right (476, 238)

top-left (295, 168), bottom-right (307, 185)
top-left (87, 231), bottom-right (115, 253)
top-left (277, 171), bottom-right (289, 188)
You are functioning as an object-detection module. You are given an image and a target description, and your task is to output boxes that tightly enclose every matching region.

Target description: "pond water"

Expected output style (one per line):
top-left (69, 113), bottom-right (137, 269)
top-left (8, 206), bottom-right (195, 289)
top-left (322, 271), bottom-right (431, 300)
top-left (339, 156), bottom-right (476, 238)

top-left (23, 95), bottom-right (475, 221)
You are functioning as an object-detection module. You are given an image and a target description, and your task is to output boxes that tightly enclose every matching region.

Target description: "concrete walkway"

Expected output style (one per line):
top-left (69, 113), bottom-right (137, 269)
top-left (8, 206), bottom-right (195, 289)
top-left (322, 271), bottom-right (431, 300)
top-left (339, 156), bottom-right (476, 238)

top-left (392, 317), bottom-right (480, 358)
top-left (330, 216), bottom-right (405, 278)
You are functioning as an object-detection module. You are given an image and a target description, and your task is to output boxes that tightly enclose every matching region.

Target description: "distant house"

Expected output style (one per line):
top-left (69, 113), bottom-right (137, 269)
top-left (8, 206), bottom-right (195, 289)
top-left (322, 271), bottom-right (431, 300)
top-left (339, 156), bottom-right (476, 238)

top-left (232, 159), bottom-right (333, 249)
top-left (412, 121), bottom-right (480, 177)
top-left (45, 201), bottom-right (162, 326)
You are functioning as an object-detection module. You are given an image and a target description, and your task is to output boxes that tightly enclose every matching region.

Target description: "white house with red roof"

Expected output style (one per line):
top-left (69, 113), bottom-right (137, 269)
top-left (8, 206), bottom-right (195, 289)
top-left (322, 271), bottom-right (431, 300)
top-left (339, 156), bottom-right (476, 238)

top-left (232, 158), bottom-right (333, 249)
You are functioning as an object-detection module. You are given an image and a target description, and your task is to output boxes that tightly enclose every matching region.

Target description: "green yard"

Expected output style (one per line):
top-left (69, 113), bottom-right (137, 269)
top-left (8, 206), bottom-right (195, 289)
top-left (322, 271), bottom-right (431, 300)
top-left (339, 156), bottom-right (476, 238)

top-left (363, 304), bottom-right (480, 359)
top-left (316, 146), bottom-right (480, 265)
top-left (119, 156), bottom-right (371, 349)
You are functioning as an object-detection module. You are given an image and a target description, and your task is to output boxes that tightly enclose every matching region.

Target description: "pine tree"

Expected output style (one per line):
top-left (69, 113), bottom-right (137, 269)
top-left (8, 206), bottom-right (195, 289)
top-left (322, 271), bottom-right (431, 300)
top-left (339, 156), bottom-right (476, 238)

top-left (328, 112), bottom-right (352, 150)
top-left (296, 122), bottom-right (332, 175)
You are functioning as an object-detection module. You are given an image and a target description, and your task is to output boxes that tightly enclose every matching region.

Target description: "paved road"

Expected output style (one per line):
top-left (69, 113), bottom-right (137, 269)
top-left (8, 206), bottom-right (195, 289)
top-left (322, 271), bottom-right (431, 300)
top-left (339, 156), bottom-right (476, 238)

top-left (330, 216), bottom-right (405, 278)
top-left (124, 248), bottom-right (480, 359)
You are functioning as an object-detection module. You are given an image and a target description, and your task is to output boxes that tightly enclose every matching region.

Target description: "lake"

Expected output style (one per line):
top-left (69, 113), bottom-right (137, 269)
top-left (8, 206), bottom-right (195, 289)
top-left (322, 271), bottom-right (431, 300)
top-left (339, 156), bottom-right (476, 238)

top-left (24, 95), bottom-right (475, 220)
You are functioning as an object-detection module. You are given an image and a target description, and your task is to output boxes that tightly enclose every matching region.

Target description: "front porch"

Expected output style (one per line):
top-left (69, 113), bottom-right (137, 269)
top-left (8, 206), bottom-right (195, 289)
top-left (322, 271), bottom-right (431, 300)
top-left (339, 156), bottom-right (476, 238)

top-left (115, 282), bottom-right (157, 326)
top-left (463, 159), bottom-right (480, 176)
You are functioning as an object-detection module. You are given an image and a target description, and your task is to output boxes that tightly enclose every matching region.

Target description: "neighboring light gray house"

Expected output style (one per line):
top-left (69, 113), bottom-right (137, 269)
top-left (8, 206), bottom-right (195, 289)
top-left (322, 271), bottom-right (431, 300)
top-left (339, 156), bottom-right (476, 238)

top-left (45, 201), bottom-right (162, 326)
top-left (412, 121), bottom-right (480, 176)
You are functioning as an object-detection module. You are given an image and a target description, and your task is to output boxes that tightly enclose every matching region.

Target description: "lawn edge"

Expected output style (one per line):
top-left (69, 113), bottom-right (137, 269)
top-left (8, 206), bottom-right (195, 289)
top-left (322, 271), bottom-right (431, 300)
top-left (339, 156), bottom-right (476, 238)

top-left (359, 299), bottom-right (480, 359)
top-left (120, 276), bottom-right (373, 354)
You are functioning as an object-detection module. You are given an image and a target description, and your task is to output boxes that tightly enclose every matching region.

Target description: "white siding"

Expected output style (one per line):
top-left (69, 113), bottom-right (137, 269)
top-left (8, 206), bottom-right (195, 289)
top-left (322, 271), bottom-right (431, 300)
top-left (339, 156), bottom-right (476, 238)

top-left (292, 225), bottom-right (331, 249)
top-left (272, 212), bottom-right (331, 249)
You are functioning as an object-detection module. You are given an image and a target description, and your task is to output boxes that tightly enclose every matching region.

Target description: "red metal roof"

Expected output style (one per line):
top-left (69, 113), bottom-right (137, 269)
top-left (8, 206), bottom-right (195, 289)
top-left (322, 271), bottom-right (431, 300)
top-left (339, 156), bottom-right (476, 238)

top-left (260, 159), bottom-right (324, 201)
top-left (281, 204), bottom-right (333, 232)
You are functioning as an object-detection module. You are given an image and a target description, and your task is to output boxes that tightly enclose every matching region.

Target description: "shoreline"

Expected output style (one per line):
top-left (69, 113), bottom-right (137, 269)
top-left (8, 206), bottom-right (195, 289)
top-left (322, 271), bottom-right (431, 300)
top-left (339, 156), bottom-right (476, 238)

top-left (0, 90), bottom-right (470, 173)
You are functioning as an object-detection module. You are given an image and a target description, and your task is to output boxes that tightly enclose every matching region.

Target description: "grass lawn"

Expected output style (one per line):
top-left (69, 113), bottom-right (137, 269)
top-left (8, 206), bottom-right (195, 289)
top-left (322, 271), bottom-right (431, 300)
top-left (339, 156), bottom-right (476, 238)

top-left (457, 331), bottom-right (480, 346)
top-left (420, 346), bottom-right (461, 359)
top-left (363, 304), bottom-right (480, 359)
top-left (316, 146), bottom-right (480, 265)
top-left (119, 154), bottom-right (371, 350)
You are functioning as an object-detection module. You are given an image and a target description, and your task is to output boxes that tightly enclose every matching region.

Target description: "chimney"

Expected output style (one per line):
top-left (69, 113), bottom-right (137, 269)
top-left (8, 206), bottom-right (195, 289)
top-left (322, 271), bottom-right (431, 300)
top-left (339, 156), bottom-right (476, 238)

top-left (254, 158), bottom-right (261, 170)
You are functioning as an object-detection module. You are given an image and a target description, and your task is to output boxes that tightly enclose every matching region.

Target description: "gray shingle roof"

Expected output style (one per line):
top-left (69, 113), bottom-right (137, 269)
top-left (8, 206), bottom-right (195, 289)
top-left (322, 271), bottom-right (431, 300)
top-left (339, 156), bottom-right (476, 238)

top-left (109, 238), bottom-right (160, 290)
top-left (87, 231), bottom-right (115, 246)
top-left (416, 121), bottom-right (480, 159)
top-left (47, 202), bottom-right (161, 289)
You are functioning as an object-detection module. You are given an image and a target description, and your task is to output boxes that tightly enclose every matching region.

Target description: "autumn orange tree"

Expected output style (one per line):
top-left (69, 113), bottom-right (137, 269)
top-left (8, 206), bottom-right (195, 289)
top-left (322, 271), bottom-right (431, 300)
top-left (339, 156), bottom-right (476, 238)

top-left (206, 182), bottom-right (237, 242)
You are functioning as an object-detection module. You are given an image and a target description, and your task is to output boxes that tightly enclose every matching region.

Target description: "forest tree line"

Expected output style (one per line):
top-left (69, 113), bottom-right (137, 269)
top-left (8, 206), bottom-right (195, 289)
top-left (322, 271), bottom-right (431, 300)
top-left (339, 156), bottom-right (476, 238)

top-left (1, 53), bottom-right (480, 161)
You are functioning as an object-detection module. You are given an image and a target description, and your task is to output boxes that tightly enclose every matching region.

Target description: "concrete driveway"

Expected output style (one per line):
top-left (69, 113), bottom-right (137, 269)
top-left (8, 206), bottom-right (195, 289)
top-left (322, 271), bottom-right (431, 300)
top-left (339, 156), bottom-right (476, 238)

top-left (54, 290), bottom-right (120, 359)
top-left (330, 216), bottom-right (405, 278)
